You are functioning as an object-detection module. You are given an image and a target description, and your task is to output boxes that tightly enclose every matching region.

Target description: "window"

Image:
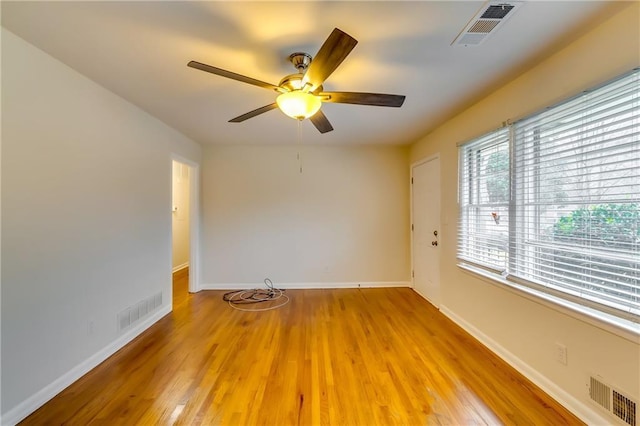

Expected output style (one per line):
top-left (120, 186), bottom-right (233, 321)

top-left (458, 129), bottom-right (510, 272)
top-left (458, 70), bottom-right (640, 321)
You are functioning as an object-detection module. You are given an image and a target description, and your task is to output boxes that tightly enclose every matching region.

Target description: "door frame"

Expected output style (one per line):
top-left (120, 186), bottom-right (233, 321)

top-left (410, 153), bottom-right (441, 306)
top-left (171, 154), bottom-right (201, 294)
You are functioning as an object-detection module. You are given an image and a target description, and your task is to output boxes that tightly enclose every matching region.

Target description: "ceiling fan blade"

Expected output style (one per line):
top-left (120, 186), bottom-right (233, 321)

top-left (302, 28), bottom-right (358, 91)
top-left (310, 110), bottom-right (334, 134)
top-left (188, 61), bottom-right (281, 92)
top-left (229, 103), bottom-right (279, 123)
top-left (319, 91), bottom-right (405, 107)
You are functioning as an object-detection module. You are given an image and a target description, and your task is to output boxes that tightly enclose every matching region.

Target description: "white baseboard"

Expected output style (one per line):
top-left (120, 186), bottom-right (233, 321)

top-left (172, 262), bottom-right (189, 273)
top-left (200, 281), bottom-right (411, 290)
top-left (1, 305), bottom-right (172, 426)
top-left (439, 305), bottom-right (610, 425)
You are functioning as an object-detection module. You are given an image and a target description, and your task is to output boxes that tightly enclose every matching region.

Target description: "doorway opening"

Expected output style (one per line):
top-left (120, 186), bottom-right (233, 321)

top-left (171, 156), bottom-right (199, 305)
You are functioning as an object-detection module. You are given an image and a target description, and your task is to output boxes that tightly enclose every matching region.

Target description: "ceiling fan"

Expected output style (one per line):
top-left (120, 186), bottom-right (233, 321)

top-left (188, 28), bottom-right (406, 134)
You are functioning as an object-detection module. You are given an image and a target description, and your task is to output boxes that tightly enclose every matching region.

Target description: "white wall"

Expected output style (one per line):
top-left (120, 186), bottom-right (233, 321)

top-left (201, 144), bottom-right (410, 287)
top-left (171, 160), bottom-right (190, 271)
top-left (410, 3), bottom-right (639, 423)
top-left (1, 28), bottom-right (201, 423)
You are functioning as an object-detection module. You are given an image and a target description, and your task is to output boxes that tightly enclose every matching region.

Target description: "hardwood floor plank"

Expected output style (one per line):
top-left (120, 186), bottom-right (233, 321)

top-left (20, 276), bottom-right (583, 425)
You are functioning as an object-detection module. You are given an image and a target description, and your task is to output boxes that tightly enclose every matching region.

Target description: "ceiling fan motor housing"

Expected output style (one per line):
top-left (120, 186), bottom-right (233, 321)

top-left (279, 74), bottom-right (304, 91)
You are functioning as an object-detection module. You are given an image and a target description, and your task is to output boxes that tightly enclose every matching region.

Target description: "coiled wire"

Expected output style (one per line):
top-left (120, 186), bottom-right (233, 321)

top-left (222, 278), bottom-right (289, 312)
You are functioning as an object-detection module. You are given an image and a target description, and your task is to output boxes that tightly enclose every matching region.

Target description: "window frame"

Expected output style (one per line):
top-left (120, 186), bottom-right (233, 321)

top-left (457, 68), bottom-right (640, 329)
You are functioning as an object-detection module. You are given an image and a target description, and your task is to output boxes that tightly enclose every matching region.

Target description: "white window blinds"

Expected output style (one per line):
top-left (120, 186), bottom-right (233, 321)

top-left (458, 128), bottom-right (510, 273)
top-left (511, 71), bottom-right (639, 316)
top-left (458, 69), bottom-right (639, 320)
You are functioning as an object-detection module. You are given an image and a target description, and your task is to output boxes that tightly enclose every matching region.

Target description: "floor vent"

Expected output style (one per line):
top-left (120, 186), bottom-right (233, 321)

top-left (452, 2), bottom-right (521, 46)
top-left (118, 292), bottom-right (163, 331)
top-left (590, 376), bottom-right (637, 426)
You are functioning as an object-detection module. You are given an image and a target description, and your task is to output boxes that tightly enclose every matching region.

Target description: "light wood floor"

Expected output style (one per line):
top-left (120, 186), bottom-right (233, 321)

top-left (21, 272), bottom-right (583, 425)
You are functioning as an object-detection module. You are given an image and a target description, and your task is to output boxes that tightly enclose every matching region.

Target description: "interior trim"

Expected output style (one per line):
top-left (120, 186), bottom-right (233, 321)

top-left (2, 306), bottom-right (172, 426)
top-left (440, 305), bottom-right (611, 425)
top-left (199, 281), bottom-right (411, 290)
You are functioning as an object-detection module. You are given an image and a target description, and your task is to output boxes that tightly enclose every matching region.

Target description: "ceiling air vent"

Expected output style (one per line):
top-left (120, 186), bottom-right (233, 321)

top-left (452, 2), bottom-right (522, 47)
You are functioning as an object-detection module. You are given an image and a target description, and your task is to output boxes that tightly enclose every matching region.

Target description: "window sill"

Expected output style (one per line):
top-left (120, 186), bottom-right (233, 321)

top-left (457, 263), bottom-right (640, 344)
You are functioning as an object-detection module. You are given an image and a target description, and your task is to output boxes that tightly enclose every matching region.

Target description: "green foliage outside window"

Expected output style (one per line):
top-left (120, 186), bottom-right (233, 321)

top-left (552, 203), bottom-right (640, 250)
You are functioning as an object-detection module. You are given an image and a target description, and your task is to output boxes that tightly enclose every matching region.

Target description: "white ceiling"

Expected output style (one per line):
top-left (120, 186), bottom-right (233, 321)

top-left (1, 1), bottom-right (622, 146)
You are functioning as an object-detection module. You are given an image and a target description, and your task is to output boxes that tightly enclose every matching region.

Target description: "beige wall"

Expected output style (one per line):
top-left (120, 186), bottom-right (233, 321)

top-left (1, 28), bottom-right (201, 422)
top-left (172, 160), bottom-right (190, 271)
top-left (3, 2), bottom-right (638, 424)
top-left (410, 3), bottom-right (639, 423)
top-left (201, 144), bottom-right (410, 287)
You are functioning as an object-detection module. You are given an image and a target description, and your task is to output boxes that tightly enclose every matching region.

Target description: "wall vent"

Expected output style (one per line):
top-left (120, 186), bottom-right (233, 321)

top-left (118, 291), bottom-right (163, 331)
top-left (613, 390), bottom-right (637, 426)
top-left (590, 376), bottom-right (611, 410)
top-left (452, 2), bottom-right (522, 46)
top-left (589, 376), bottom-right (637, 426)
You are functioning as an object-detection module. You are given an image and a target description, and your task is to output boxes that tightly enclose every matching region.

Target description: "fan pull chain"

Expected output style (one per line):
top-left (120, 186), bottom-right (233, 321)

top-left (297, 119), bottom-right (303, 174)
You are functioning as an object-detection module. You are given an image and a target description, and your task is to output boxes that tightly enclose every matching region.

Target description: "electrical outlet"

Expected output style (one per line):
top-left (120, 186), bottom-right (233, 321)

top-left (555, 343), bottom-right (568, 365)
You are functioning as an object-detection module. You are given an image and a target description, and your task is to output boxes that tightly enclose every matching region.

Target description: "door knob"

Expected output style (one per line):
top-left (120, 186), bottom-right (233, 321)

top-left (432, 241), bottom-right (438, 246)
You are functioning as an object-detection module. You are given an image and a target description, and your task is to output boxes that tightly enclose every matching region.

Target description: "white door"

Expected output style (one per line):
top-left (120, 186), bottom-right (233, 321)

top-left (412, 156), bottom-right (441, 307)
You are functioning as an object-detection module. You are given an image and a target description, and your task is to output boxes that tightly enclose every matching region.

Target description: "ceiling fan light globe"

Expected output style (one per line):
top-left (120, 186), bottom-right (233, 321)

top-left (276, 91), bottom-right (322, 120)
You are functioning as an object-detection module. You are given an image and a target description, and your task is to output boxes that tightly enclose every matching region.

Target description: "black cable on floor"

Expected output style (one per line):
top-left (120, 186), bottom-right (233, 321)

top-left (222, 278), bottom-right (289, 311)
